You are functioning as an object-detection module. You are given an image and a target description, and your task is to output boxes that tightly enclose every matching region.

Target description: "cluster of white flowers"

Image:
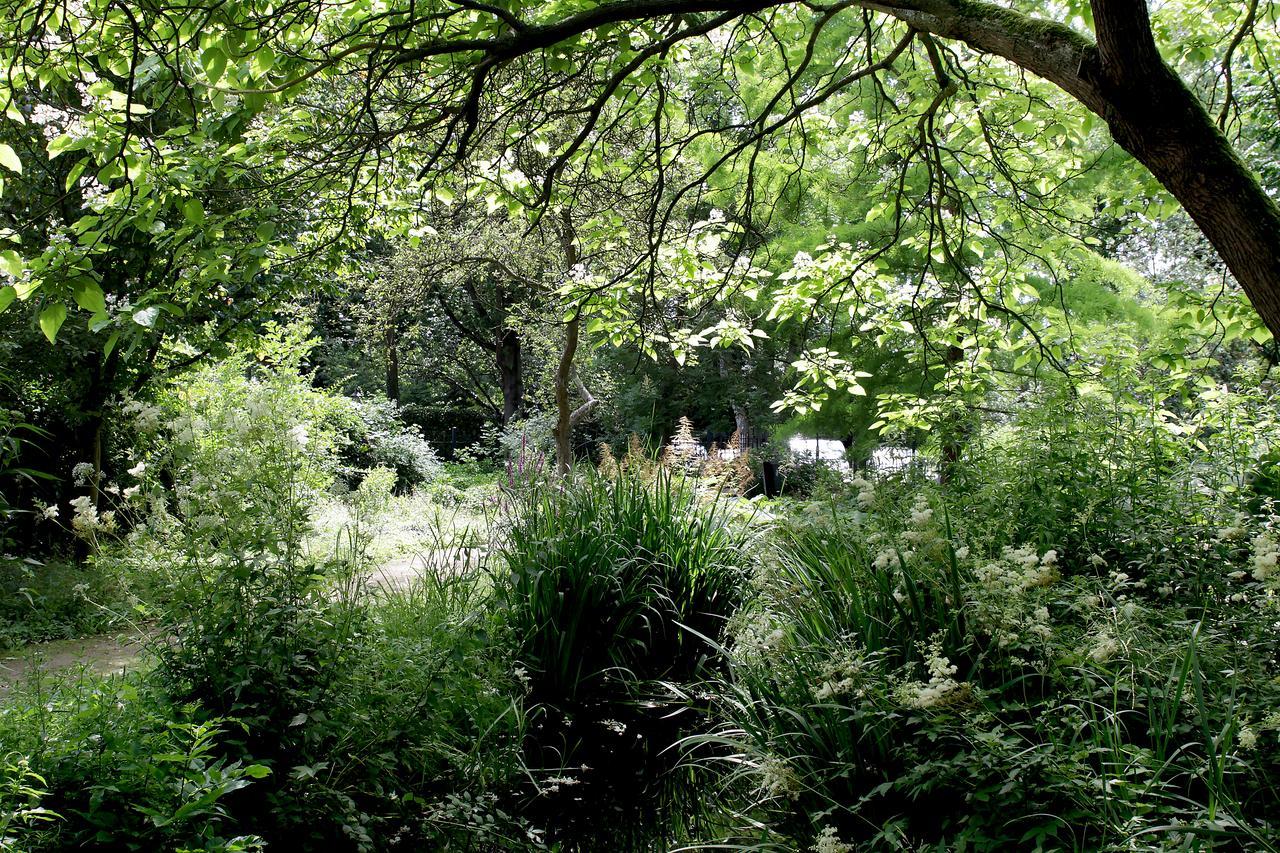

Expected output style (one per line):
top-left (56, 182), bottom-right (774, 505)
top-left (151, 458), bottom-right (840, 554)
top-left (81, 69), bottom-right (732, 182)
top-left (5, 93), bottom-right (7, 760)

top-left (599, 719), bottom-right (627, 735)
top-left (540, 775), bottom-right (581, 794)
top-left (970, 546), bottom-right (1060, 650)
top-left (977, 545), bottom-right (1059, 592)
top-left (758, 755), bottom-right (803, 800)
top-left (902, 496), bottom-right (939, 548)
top-left (69, 495), bottom-right (116, 535)
top-left (71, 462), bottom-right (97, 487)
top-left (121, 399), bottom-right (164, 433)
top-left (1087, 630), bottom-right (1120, 663)
top-left (872, 548), bottom-right (902, 572)
top-left (850, 474), bottom-right (875, 510)
top-left (1251, 533), bottom-right (1278, 586)
top-left (814, 648), bottom-right (869, 702)
top-left (734, 611), bottom-right (790, 660)
top-left (812, 825), bottom-right (854, 853)
top-left (288, 423), bottom-right (310, 448)
top-left (899, 634), bottom-right (971, 710)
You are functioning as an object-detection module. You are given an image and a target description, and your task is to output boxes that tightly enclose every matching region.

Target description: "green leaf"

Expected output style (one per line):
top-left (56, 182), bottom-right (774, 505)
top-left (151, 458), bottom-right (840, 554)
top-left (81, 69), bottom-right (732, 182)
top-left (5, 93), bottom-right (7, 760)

top-left (0, 143), bottom-right (20, 174)
top-left (0, 285), bottom-right (15, 313)
top-left (72, 279), bottom-right (107, 314)
top-left (252, 44), bottom-right (275, 78)
top-left (182, 198), bottom-right (206, 224)
top-left (103, 329), bottom-right (121, 358)
top-left (255, 221), bottom-right (276, 241)
top-left (0, 249), bottom-right (21, 278)
top-left (200, 46), bottom-right (228, 85)
top-left (39, 302), bottom-right (67, 343)
top-left (65, 158), bottom-right (88, 191)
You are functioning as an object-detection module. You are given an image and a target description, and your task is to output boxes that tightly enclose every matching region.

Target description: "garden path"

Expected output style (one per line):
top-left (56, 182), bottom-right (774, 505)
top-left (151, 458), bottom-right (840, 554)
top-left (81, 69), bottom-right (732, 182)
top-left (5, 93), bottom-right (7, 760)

top-left (0, 553), bottom-right (442, 692)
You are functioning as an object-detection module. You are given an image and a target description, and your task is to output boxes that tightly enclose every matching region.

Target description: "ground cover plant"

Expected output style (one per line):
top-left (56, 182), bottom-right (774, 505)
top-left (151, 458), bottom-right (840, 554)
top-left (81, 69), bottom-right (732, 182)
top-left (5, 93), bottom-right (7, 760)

top-left (4, 0), bottom-right (1280, 849)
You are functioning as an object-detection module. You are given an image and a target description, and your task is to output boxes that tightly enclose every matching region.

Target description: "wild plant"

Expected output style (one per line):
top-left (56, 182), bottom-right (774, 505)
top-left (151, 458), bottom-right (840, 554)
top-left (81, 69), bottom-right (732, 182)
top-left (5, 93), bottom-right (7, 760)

top-left (493, 468), bottom-right (748, 846)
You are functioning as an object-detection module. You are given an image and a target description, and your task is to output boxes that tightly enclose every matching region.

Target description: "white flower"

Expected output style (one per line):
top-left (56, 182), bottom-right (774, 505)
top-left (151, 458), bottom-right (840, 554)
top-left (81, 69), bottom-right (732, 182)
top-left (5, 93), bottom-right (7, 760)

top-left (1088, 631), bottom-right (1120, 663)
top-left (813, 826), bottom-right (854, 853)
top-left (122, 485), bottom-right (141, 499)
top-left (1251, 533), bottom-right (1278, 585)
top-left (127, 461), bottom-right (146, 478)
top-left (39, 503), bottom-right (60, 520)
top-left (758, 756), bottom-right (802, 800)
top-left (288, 424), bottom-right (310, 447)
top-left (71, 462), bottom-right (96, 486)
top-left (872, 549), bottom-right (901, 572)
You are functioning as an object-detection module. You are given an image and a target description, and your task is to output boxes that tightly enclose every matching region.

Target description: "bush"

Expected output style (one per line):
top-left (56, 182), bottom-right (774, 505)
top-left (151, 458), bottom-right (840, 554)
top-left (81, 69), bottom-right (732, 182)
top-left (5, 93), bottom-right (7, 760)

top-left (0, 673), bottom-right (270, 852)
top-left (330, 396), bottom-right (443, 491)
top-left (688, 390), bottom-right (1280, 851)
top-left (493, 469), bottom-right (748, 847)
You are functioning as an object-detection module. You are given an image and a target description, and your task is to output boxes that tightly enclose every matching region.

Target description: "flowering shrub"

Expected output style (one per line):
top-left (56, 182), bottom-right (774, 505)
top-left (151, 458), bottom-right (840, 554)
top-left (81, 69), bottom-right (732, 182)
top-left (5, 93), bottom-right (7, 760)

top-left (690, 393), bottom-right (1280, 851)
top-left (327, 396), bottom-right (443, 490)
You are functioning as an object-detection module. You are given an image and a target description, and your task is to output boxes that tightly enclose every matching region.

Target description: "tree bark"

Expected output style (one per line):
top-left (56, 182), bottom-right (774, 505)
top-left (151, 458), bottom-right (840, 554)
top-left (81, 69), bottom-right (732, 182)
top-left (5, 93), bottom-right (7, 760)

top-left (553, 315), bottom-right (579, 476)
top-left (384, 324), bottom-right (401, 402)
top-left (553, 212), bottom-right (581, 476)
top-left (496, 327), bottom-right (523, 425)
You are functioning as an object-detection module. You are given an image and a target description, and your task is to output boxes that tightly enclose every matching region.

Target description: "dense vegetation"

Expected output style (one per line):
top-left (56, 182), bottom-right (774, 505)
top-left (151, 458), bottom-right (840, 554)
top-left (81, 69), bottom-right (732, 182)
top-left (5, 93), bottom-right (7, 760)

top-left (2, 0), bottom-right (1280, 850)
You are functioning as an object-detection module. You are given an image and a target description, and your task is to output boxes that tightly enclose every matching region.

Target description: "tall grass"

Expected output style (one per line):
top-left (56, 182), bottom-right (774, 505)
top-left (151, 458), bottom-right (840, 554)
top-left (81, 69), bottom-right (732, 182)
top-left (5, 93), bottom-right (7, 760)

top-left (493, 469), bottom-right (748, 848)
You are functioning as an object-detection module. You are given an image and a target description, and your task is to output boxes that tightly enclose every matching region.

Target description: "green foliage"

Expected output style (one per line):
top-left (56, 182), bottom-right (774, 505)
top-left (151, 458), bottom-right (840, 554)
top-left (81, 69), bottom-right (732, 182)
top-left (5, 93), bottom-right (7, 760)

top-left (690, 391), bottom-right (1280, 851)
top-left (0, 675), bottom-right (269, 851)
top-left (493, 469), bottom-right (748, 846)
top-left (0, 557), bottom-right (128, 649)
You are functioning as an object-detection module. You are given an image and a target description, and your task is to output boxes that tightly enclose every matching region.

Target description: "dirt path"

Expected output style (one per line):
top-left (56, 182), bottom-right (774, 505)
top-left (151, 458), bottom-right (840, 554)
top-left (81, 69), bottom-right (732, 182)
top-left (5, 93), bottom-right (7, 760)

top-left (0, 553), bottom-right (452, 692)
top-left (0, 633), bottom-right (150, 693)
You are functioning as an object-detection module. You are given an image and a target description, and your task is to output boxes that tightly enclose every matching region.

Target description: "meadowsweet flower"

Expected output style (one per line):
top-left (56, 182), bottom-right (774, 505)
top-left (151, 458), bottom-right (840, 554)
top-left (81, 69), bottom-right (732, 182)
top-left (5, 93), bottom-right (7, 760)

top-left (127, 461), bottom-right (146, 478)
top-left (70, 495), bottom-right (99, 533)
top-left (1089, 553), bottom-right (1107, 567)
top-left (1251, 533), bottom-right (1278, 585)
top-left (851, 474), bottom-right (875, 509)
top-left (872, 549), bottom-right (901, 572)
top-left (813, 826), bottom-right (854, 853)
top-left (39, 503), bottom-right (59, 520)
top-left (288, 424), bottom-right (310, 447)
top-left (900, 634), bottom-right (971, 710)
top-left (72, 462), bottom-right (96, 486)
top-left (758, 756), bottom-right (802, 800)
top-left (1088, 631), bottom-right (1120, 663)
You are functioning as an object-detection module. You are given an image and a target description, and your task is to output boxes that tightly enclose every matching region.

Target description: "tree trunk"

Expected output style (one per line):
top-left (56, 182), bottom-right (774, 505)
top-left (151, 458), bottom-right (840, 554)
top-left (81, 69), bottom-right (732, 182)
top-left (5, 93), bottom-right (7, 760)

top-left (939, 344), bottom-right (965, 486)
top-left (553, 211), bottom-right (581, 476)
top-left (1079, 0), bottom-right (1280, 338)
top-left (384, 325), bottom-right (401, 402)
top-left (553, 314), bottom-right (579, 476)
top-left (497, 327), bottom-right (523, 425)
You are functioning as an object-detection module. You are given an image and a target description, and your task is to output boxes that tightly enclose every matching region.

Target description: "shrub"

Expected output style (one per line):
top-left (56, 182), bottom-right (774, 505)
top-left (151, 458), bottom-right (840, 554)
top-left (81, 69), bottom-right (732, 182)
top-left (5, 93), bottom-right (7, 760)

top-left (492, 469), bottom-right (748, 847)
top-left (689, 394), bottom-right (1280, 851)
top-left (0, 673), bottom-right (270, 852)
top-left (329, 396), bottom-right (443, 490)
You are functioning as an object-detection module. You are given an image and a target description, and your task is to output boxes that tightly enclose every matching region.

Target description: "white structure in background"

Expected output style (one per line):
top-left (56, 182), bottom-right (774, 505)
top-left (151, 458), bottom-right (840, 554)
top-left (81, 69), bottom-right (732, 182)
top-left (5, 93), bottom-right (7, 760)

top-left (784, 438), bottom-right (924, 477)
top-left (868, 445), bottom-right (920, 475)
top-left (788, 436), bottom-right (851, 471)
